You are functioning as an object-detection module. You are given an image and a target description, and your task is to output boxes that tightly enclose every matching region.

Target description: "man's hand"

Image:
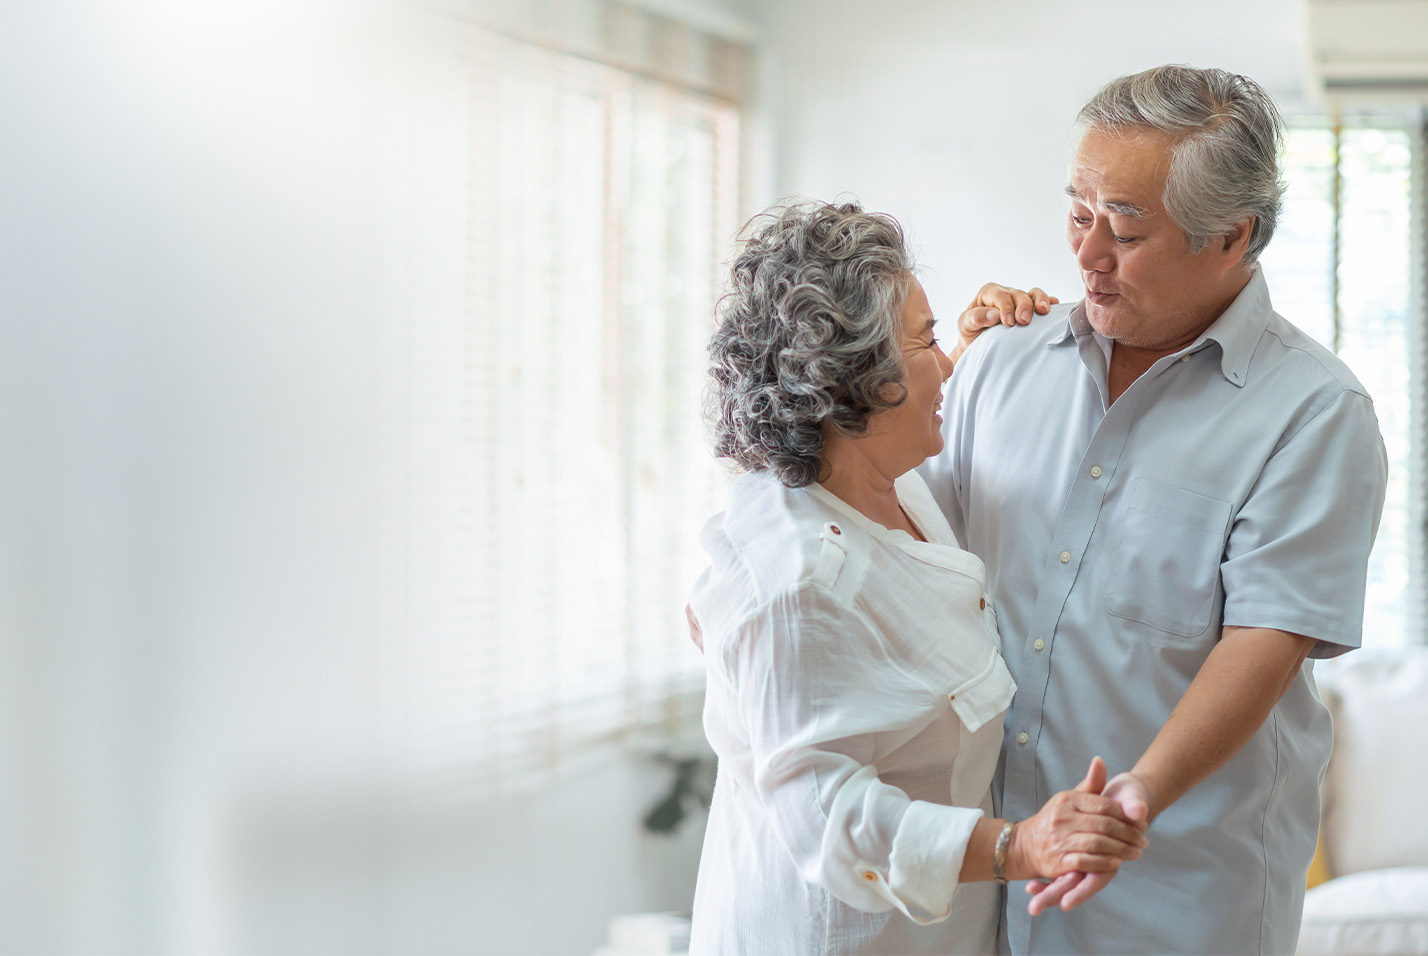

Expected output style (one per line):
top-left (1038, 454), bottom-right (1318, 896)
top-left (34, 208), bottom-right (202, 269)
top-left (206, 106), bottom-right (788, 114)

top-left (1026, 771), bottom-right (1151, 914)
top-left (952, 283), bottom-right (1059, 360)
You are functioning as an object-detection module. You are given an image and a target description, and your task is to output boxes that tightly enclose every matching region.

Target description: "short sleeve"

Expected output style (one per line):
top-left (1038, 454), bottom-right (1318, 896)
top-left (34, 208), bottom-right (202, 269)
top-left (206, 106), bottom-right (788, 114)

top-left (711, 583), bottom-right (985, 923)
top-left (1220, 389), bottom-right (1388, 655)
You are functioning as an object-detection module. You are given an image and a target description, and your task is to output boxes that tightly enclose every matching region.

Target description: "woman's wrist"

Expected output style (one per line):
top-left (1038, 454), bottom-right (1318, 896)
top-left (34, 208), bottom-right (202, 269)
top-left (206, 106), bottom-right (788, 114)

top-left (1003, 817), bottom-right (1033, 881)
top-left (992, 820), bottom-right (1017, 884)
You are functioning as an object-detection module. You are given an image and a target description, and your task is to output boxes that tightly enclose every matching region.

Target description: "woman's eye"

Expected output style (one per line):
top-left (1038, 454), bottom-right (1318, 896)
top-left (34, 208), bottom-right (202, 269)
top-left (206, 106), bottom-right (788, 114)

top-left (1113, 234), bottom-right (1136, 244)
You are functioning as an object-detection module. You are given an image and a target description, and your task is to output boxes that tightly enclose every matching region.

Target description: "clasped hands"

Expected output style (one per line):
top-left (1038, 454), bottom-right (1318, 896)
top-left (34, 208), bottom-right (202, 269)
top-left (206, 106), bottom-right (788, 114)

top-left (1019, 759), bottom-right (1152, 916)
top-left (1010, 757), bottom-right (1149, 914)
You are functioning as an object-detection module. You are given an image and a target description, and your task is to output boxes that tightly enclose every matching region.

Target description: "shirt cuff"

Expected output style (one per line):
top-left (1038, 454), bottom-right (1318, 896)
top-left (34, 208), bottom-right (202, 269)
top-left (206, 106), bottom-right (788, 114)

top-left (1222, 601), bottom-right (1362, 656)
top-left (882, 800), bottom-right (984, 924)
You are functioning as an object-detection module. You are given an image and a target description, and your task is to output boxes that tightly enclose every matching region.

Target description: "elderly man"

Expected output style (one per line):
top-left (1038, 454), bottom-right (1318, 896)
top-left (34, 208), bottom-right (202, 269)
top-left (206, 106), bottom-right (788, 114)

top-left (920, 65), bottom-right (1388, 954)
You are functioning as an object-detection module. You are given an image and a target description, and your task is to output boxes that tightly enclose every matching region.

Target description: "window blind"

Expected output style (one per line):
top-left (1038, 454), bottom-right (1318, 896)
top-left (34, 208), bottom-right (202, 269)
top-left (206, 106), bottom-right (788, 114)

top-left (379, 7), bottom-right (741, 800)
top-left (1262, 115), bottom-right (1425, 647)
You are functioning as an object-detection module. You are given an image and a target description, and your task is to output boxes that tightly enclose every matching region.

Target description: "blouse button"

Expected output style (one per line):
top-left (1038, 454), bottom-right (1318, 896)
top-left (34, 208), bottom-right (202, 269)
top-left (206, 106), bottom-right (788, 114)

top-left (979, 597), bottom-right (986, 610)
top-left (1059, 550), bottom-right (1071, 563)
top-left (829, 524), bottom-right (841, 535)
top-left (1017, 732), bottom-right (1029, 745)
top-left (861, 870), bottom-right (878, 882)
top-left (1090, 465), bottom-right (1102, 479)
top-left (1033, 639), bottom-right (1045, 651)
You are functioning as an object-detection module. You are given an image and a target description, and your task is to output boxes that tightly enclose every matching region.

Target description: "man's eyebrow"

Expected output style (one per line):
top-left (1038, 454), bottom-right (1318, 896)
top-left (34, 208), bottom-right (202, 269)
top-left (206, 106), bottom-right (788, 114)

top-left (1104, 200), bottom-right (1149, 219)
top-left (1063, 185), bottom-right (1149, 220)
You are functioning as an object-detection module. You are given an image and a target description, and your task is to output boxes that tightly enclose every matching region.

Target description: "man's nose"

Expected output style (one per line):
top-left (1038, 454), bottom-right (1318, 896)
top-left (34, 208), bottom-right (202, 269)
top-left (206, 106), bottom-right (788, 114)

top-left (1076, 223), bottom-right (1116, 273)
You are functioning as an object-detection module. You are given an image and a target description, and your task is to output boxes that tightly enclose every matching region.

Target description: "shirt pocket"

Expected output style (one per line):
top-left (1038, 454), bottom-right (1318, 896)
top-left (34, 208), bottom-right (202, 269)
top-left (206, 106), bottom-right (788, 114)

top-left (946, 646), bottom-right (1016, 733)
top-left (1103, 479), bottom-right (1232, 638)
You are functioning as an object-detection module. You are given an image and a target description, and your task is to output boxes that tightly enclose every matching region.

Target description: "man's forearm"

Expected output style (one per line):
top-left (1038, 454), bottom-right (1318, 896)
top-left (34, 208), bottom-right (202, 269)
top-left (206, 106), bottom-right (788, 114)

top-left (1128, 625), bottom-right (1315, 820)
top-left (1025, 625), bottom-right (1319, 914)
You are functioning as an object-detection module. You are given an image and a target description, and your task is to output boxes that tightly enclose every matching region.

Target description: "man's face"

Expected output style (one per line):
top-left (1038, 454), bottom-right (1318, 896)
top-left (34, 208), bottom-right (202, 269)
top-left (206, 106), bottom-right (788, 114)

top-left (1066, 127), bottom-right (1244, 351)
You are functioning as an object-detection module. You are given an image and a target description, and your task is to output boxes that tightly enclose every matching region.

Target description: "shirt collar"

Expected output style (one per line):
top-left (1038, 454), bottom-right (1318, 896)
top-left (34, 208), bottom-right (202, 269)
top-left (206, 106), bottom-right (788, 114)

top-left (1195, 267), bottom-right (1271, 388)
top-left (1048, 268), bottom-right (1271, 388)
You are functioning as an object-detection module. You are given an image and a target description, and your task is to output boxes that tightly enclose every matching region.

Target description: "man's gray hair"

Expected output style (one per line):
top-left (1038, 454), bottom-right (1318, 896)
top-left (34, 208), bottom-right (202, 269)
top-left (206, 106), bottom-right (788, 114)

top-left (1077, 64), bottom-right (1285, 263)
top-left (707, 200), bottom-right (914, 488)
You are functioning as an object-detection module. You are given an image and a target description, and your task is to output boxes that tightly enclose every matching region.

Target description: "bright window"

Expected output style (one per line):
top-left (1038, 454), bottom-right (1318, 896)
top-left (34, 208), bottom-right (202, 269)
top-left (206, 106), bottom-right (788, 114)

top-left (381, 9), bottom-right (742, 797)
top-left (1260, 117), bottom-right (1424, 647)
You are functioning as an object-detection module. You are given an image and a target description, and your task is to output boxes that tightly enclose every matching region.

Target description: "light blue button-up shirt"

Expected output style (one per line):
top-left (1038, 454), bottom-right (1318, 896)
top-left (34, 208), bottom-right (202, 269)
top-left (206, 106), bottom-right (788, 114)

top-left (920, 269), bottom-right (1388, 955)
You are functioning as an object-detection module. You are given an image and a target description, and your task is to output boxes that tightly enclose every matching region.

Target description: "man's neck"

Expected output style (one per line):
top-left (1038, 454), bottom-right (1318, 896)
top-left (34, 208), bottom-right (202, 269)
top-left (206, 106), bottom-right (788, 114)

top-left (1105, 269), bottom-right (1253, 404)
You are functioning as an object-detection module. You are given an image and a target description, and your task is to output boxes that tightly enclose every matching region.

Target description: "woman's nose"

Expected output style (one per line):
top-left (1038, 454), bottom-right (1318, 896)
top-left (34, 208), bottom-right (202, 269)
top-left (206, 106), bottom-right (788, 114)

top-left (937, 346), bottom-right (956, 381)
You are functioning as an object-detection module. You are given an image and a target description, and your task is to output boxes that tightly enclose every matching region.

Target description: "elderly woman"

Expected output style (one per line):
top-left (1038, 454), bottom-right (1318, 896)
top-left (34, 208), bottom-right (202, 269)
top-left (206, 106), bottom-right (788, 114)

top-left (687, 201), bottom-right (1146, 955)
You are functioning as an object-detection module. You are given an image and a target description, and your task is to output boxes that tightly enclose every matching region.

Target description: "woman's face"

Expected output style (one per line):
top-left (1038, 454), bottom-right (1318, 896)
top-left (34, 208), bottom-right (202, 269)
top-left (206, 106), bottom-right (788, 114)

top-left (866, 276), bottom-right (956, 470)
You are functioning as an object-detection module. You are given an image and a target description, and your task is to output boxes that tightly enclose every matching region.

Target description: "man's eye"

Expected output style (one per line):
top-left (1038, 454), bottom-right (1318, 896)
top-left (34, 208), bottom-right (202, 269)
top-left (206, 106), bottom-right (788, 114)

top-left (1113, 234), bottom-right (1136, 244)
top-left (928, 335), bottom-right (940, 349)
top-left (1072, 215), bottom-right (1091, 226)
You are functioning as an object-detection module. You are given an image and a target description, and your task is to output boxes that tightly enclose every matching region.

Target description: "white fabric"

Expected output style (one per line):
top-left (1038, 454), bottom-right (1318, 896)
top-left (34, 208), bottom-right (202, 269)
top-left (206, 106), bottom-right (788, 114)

top-left (1318, 649), bottom-right (1428, 876)
top-left (1297, 867), bottom-right (1428, 955)
top-left (688, 469), bottom-right (1014, 955)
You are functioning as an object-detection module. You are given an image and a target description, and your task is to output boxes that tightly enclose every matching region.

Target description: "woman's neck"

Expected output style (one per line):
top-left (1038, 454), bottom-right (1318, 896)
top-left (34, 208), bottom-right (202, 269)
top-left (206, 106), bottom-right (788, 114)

top-left (818, 437), bottom-right (923, 540)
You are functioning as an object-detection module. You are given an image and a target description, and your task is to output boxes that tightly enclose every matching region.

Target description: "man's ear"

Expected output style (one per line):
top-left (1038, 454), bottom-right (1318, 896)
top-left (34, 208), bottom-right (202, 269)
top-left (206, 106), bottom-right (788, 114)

top-left (1220, 217), bottom-right (1255, 261)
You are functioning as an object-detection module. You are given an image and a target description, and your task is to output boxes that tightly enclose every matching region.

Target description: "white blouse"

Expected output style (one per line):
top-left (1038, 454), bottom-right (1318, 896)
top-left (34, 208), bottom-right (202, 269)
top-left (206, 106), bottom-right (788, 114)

top-left (688, 468), bottom-right (1015, 955)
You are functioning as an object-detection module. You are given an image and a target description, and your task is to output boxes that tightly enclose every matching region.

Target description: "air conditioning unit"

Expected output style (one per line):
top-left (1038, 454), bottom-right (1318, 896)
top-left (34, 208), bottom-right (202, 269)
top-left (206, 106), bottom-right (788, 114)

top-left (1305, 0), bottom-right (1428, 105)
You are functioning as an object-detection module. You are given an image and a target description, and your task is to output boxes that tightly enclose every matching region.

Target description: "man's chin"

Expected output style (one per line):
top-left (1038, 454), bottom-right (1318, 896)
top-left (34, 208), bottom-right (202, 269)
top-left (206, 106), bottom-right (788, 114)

top-left (1084, 304), bottom-right (1121, 338)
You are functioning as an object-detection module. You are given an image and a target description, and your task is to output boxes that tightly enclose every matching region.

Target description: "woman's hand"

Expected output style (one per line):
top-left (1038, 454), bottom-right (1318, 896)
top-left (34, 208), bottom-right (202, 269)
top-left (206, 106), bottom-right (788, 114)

top-left (1024, 770), bottom-right (1151, 915)
top-left (1006, 757), bottom-right (1148, 885)
top-left (950, 283), bottom-right (1059, 361)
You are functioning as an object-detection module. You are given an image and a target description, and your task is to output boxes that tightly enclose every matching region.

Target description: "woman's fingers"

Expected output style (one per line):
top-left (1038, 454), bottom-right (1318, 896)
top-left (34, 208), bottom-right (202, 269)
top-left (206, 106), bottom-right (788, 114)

top-left (969, 282), bottom-right (1048, 326)
top-left (1063, 790), bottom-right (1150, 832)
top-left (959, 283), bottom-right (1062, 349)
top-left (957, 306), bottom-right (1003, 336)
top-left (1062, 804), bottom-right (1149, 847)
top-left (1027, 287), bottom-right (1060, 314)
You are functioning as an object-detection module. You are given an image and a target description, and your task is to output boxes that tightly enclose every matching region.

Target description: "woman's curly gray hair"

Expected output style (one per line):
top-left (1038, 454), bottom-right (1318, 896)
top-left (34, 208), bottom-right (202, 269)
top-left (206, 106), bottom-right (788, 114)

top-left (707, 200), bottom-right (916, 488)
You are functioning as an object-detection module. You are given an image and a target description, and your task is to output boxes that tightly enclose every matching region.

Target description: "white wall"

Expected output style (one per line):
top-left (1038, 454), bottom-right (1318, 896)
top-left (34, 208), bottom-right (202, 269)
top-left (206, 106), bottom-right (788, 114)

top-left (741, 0), bottom-right (1311, 316)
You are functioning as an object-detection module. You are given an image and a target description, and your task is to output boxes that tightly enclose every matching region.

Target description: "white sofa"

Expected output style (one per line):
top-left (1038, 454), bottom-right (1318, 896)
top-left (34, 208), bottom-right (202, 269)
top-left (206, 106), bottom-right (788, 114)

top-left (1297, 648), bottom-right (1428, 955)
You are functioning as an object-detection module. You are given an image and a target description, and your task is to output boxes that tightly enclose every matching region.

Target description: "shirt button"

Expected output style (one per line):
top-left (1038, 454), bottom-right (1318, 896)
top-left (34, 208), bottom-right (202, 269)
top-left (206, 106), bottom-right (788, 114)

top-left (1017, 732), bottom-right (1029, 745)
top-left (1181, 355), bottom-right (1191, 363)
top-left (979, 597), bottom-right (986, 610)
top-left (1090, 465), bottom-right (1102, 478)
top-left (1059, 550), bottom-right (1071, 563)
top-left (829, 524), bottom-right (842, 535)
top-left (862, 870), bottom-right (878, 882)
top-left (1033, 639), bottom-right (1045, 651)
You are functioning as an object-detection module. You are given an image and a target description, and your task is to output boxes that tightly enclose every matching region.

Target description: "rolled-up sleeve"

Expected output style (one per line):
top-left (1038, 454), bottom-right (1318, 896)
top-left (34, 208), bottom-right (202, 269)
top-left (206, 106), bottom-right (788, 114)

top-left (1221, 389), bottom-right (1388, 655)
top-left (713, 582), bottom-right (985, 924)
